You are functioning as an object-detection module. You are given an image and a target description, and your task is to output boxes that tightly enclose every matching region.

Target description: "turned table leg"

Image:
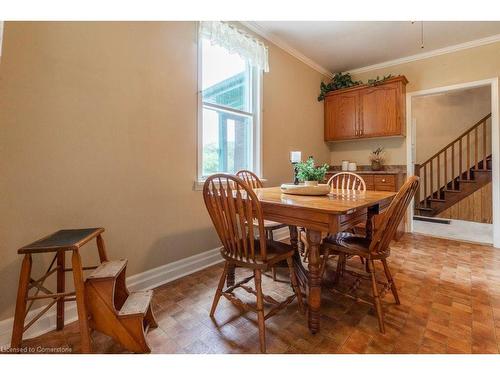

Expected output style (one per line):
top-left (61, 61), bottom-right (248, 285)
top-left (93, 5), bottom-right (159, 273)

top-left (289, 225), bottom-right (307, 288)
top-left (72, 249), bottom-right (92, 353)
top-left (306, 229), bottom-right (322, 334)
top-left (226, 264), bottom-right (235, 287)
top-left (365, 204), bottom-right (378, 240)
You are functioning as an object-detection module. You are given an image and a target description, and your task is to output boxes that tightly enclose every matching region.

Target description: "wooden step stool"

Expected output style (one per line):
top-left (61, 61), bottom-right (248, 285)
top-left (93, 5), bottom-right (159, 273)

top-left (11, 228), bottom-right (157, 353)
top-left (85, 259), bottom-right (158, 353)
top-left (11, 228), bottom-right (109, 353)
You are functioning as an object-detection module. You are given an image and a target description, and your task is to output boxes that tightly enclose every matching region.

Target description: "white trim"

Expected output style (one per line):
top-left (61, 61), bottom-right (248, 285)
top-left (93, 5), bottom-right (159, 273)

top-left (196, 28), bottom-right (263, 183)
top-left (240, 21), bottom-right (333, 78)
top-left (0, 228), bottom-right (292, 349)
top-left (349, 34), bottom-right (500, 75)
top-left (405, 78), bottom-right (500, 248)
top-left (0, 247), bottom-right (225, 349)
top-left (193, 178), bottom-right (268, 191)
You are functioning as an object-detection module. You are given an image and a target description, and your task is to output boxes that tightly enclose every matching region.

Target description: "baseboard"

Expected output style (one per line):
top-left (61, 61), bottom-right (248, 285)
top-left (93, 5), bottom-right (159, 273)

top-left (0, 246), bottom-right (224, 349)
top-left (0, 227), bottom-right (292, 349)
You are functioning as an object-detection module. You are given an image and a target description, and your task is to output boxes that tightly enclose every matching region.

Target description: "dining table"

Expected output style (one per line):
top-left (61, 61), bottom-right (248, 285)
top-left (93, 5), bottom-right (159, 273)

top-left (239, 186), bottom-right (397, 334)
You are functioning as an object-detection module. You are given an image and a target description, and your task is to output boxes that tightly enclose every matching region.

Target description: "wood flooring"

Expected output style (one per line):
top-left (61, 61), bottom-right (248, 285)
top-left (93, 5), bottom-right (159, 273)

top-left (16, 233), bottom-right (500, 354)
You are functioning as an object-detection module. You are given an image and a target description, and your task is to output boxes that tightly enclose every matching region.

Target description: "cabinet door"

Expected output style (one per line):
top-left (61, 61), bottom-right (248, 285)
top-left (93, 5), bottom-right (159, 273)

top-left (324, 91), bottom-right (359, 141)
top-left (359, 83), bottom-right (402, 137)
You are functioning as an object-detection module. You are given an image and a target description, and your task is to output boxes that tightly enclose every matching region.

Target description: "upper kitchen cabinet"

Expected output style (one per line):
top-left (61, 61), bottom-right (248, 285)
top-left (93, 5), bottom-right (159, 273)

top-left (324, 76), bottom-right (408, 141)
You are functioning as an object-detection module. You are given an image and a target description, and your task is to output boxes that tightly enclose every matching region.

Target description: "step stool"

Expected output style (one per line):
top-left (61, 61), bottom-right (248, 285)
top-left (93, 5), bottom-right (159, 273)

top-left (85, 259), bottom-right (158, 353)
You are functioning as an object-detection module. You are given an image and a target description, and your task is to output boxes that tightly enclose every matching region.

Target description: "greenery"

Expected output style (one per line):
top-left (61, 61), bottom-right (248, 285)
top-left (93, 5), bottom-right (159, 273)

top-left (295, 157), bottom-right (329, 182)
top-left (317, 73), bottom-right (396, 101)
top-left (367, 74), bottom-right (393, 87)
top-left (317, 72), bottom-right (362, 101)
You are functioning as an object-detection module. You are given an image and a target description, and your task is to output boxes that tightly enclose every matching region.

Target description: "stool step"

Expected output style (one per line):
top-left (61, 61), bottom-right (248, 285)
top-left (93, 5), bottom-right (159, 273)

top-left (87, 259), bottom-right (127, 280)
top-left (118, 290), bottom-right (153, 317)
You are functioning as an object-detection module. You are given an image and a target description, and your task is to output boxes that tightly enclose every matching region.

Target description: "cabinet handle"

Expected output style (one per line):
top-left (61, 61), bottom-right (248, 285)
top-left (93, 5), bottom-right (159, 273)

top-left (381, 178), bottom-right (386, 183)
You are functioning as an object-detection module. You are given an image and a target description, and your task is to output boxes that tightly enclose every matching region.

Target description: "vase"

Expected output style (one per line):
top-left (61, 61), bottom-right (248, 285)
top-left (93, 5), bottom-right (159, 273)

top-left (371, 160), bottom-right (383, 171)
top-left (304, 181), bottom-right (319, 187)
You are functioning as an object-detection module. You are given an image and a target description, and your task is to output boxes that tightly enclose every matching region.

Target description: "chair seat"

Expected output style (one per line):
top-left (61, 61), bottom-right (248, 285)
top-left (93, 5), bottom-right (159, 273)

top-left (322, 232), bottom-right (374, 258)
top-left (221, 239), bottom-right (294, 267)
top-left (253, 219), bottom-right (287, 231)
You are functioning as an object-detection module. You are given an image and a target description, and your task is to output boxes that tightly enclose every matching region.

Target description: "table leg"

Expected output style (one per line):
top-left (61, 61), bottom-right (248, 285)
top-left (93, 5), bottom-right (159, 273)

top-left (56, 250), bottom-right (65, 330)
top-left (11, 254), bottom-right (32, 349)
top-left (365, 204), bottom-right (378, 240)
top-left (72, 249), bottom-right (92, 353)
top-left (289, 225), bottom-right (307, 288)
top-left (306, 229), bottom-right (322, 334)
top-left (226, 264), bottom-right (235, 287)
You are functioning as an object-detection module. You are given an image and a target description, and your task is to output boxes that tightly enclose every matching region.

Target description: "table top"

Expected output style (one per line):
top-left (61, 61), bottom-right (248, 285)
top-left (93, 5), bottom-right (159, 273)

top-left (18, 228), bottom-right (104, 254)
top-left (253, 187), bottom-right (396, 215)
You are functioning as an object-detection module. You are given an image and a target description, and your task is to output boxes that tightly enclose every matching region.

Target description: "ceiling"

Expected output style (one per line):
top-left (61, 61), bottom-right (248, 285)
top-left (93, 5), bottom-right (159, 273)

top-left (249, 21), bottom-right (500, 74)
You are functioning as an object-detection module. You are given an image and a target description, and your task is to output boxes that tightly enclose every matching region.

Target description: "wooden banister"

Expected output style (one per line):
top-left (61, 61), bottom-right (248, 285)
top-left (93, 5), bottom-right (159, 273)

top-left (414, 113), bottom-right (491, 210)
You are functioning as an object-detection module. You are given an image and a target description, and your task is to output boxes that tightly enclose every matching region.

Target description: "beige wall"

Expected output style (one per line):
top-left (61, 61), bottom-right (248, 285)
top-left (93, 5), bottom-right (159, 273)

top-left (0, 22), bottom-right (329, 320)
top-left (413, 86), bottom-right (491, 163)
top-left (329, 41), bottom-right (500, 165)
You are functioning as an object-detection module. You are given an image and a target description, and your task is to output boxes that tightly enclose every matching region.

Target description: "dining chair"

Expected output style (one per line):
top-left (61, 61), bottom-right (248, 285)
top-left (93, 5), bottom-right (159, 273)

top-left (327, 171), bottom-right (366, 192)
top-left (320, 176), bottom-right (419, 333)
top-left (301, 172), bottom-right (366, 263)
top-left (203, 174), bottom-right (304, 353)
top-left (236, 170), bottom-right (287, 280)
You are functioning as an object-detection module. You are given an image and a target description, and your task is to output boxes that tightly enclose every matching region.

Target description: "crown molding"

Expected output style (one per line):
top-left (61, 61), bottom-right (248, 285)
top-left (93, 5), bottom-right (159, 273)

top-left (240, 21), bottom-right (333, 78)
top-left (348, 33), bottom-right (500, 75)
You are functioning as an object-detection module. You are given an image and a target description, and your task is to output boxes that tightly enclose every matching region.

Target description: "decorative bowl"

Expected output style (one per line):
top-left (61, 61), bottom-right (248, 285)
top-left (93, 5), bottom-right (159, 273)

top-left (280, 183), bottom-right (331, 196)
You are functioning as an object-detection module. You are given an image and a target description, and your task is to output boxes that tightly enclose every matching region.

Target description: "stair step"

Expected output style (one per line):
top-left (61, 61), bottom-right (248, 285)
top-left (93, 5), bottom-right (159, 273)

top-left (87, 259), bottom-right (127, 280)
top-left (444, 189), bottom-right (461, 193)
top-left (416, 206), bottom-right (433, 211)
top-left (428, 198), bottom-right (446, 202)
top-left (458, 179), bottom-right (476, 183)
top-left (118, 290), bottom-right (153, 316)
top-left (471, 168), bottom-right (492, 172)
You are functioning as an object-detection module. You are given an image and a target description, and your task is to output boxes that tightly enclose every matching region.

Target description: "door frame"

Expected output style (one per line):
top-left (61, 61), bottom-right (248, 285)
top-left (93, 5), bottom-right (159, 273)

top-left (405, 77), bottom-right (500, 248)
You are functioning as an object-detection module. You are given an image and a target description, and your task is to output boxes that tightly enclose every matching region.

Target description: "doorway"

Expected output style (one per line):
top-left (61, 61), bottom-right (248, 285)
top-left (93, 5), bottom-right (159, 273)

top-left (406, 78), bottom-right (500, 247)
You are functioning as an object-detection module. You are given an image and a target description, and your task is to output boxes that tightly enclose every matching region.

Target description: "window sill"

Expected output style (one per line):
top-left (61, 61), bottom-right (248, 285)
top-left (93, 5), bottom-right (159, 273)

top-left (193, 178), bottom-right (268, 191)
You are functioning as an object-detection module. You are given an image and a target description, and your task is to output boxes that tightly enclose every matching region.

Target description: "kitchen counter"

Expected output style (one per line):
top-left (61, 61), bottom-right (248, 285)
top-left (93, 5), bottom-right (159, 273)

top-left (328, 165), bottom-right (406, 175)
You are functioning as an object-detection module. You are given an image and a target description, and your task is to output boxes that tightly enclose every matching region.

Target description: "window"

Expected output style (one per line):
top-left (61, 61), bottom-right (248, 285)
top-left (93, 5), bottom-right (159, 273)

top-left (198, 28), bottom-right (263, 180)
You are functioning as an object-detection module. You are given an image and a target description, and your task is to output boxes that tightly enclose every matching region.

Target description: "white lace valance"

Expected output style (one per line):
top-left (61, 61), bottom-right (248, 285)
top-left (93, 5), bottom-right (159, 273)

top-left (200, 21), bottom-right (269, 73)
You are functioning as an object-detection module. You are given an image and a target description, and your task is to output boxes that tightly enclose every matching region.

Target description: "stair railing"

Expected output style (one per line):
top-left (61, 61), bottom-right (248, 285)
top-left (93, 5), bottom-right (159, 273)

top-left (414, 113), bottom-right (491, 209)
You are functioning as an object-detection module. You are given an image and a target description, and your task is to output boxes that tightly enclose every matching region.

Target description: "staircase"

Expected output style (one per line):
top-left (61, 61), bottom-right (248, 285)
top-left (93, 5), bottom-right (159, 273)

top-left (414, 113), bottom-right (492, 217)
top-left (85, 259), bottom-right (158, 353)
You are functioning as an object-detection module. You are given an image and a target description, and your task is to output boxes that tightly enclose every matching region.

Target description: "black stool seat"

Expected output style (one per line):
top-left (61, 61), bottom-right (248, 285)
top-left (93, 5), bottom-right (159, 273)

top-left (18, 228), bottom-right (104, 254)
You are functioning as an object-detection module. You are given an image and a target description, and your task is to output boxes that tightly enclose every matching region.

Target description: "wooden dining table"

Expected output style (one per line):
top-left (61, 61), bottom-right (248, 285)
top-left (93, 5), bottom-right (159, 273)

top-left (248, 187), bottom-right (397, 334)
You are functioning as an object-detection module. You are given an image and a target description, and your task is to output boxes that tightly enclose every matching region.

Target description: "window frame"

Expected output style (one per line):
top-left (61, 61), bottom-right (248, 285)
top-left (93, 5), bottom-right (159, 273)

top-left (196, 33), bottom-right (263, 187)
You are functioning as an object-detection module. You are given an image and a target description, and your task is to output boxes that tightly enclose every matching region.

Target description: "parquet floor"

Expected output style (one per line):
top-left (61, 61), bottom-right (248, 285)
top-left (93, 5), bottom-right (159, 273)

top-left (19, 233), bottom-right (500, 354)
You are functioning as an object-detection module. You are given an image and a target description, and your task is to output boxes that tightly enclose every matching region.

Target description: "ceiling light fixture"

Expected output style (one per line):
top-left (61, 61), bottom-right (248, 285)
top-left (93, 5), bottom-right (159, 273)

top-left (411, 21), bottom-right (425, 49)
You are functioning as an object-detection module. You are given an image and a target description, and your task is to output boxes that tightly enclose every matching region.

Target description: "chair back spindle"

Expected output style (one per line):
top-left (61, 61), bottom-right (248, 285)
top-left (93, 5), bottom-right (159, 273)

top-left (236, 170), bottom-right (264, 189)
top-left (370, 176), bottom-right (419, 255)
top-left (327, 172), bottom-right (366, 192)
top-left (203, 174), bottom-right (268, 264)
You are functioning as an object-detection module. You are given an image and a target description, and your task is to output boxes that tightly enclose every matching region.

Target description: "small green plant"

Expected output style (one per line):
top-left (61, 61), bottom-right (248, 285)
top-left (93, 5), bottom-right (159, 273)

top-left (317, 73), bottom-right (398, 101)
top-left (367, 74), bottom-right (393, 86)
top-left (369, 147), bottom-right (385, 171)
top-left (317, 72), bottom-right (362, 101)
top-left (295, 157), bottom-right (329, 182)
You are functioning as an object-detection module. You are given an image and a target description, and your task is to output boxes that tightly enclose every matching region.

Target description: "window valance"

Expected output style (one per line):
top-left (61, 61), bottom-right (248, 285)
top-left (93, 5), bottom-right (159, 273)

top-left (199, 21), bottom-right (269, 73)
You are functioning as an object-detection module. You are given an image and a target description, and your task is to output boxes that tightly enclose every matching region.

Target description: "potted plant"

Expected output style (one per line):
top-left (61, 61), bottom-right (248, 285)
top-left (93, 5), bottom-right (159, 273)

top-left (370, 147), bottom-right (385, 171)
top-left (295, 157), bottom-right (329, 186)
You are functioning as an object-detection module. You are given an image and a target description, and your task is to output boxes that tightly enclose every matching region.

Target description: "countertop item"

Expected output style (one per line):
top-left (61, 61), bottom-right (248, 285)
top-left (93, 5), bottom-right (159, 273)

top-left (280, 183), bottom-right (331, 196)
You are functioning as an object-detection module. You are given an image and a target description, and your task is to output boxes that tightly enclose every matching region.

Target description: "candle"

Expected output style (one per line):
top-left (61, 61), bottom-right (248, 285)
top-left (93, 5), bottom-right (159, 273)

top-left (290, 151), bottom-right (301, 163)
